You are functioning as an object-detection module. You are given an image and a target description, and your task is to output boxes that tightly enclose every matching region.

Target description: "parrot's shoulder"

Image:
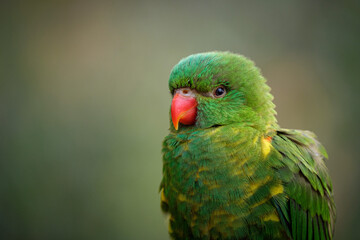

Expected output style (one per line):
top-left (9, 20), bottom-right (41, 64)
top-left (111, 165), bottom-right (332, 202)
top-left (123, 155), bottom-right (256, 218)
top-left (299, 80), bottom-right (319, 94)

top-left (272, 129), bottom-right (331, 196)
top-left (270, 128), bottom-right (336, 240)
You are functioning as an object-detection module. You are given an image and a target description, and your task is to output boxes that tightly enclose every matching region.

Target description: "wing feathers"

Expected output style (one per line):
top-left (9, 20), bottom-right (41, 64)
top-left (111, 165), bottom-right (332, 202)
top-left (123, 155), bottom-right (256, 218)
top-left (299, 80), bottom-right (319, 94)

top-left (272, 129), bottom-right (335, 240)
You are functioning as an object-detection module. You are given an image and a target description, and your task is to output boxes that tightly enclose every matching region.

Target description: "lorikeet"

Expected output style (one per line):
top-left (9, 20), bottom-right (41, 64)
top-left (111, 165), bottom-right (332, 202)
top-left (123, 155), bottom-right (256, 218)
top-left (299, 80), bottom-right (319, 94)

top-left (160, 52), bottom-right (335, 240)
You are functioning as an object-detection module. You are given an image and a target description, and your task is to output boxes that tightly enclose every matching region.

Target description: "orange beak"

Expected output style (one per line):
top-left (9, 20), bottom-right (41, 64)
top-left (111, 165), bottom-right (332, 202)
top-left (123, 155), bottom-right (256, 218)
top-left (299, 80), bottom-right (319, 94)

top-left (171, 93), bottom-right (197, 130)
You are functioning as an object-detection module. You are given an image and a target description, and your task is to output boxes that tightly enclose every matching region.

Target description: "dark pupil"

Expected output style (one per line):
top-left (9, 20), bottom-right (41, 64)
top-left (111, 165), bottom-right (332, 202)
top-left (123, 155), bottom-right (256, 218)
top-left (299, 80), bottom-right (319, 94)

top-left (215, 87), bottom-right (225, 96)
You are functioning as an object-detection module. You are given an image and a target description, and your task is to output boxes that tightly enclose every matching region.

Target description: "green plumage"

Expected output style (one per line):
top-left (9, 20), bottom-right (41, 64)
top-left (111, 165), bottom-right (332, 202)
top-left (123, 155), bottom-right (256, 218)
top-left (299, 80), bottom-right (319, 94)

top-left (160, 52), bottom-right (335, 240)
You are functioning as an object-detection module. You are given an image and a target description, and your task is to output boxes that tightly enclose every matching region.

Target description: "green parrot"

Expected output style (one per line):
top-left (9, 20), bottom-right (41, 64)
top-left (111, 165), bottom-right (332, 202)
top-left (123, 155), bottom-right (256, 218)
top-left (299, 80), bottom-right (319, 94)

top-left (160, 52), bottom-right (335, 240)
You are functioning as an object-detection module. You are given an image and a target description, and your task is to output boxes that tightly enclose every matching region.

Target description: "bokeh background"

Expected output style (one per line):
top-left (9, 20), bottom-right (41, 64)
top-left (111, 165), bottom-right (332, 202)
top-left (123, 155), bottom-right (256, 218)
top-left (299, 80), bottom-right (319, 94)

top-left (1, 1), bottom-right (359, 239)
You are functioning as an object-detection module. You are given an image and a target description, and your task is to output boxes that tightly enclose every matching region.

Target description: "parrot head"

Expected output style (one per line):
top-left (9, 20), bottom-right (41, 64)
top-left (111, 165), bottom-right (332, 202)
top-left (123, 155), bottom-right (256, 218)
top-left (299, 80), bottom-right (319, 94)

top-left (169, 52), bottom-right (277, 131)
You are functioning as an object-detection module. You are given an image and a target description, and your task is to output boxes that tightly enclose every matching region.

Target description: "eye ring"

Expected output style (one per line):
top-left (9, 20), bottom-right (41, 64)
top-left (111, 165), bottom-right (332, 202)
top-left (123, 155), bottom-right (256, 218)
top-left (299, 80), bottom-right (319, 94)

top-left (213, 86), bottom-right (226, 98)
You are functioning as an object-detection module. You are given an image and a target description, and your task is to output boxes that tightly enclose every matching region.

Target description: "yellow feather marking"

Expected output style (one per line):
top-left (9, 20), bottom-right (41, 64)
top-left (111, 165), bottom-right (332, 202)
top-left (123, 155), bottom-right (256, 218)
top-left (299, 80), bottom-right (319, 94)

top-left (253, 136), bottom-right (259, 145)
top-left (167, 215), bottom-right (174, 234)
top-left (190, 206), bottom-right (200, 225)
top-left (263, 212), bottom-right (280, 222)
top-left (248, 182), bottom-right (262, 192)
top-left (208, 183), bottom-right (220, 190)
top-left (245, 176), bottom-right (271, 198)
top-left (202, 179), bottom-right (220, 190)
top-left (161, 189), bottom-right (168, 204)
top-left (212, 209), bottom-right (228, 216)
top-left (270, 184), bottom-right (284, 196)
top-left (196, 166), bottom-right (208, 180)
top-left (251, 197), bottom-right (268, 208)
top-left (232, 161), bottom-right (254, 178)
top-left (229, 156), bottom-right (249, 168)
top-left (250, 184), bottom-right (284, 209)
top-left (233, 137), bottom-right (246, 146)
top-left (196, 172), bottom-right (200, 180)
top-left (244, 164), bottom-right (257, 177)
top-left (198, 166), bottom-right (208, 172)
top-left (205, 127), bottom-right (221, 137)
top-left (261, 136), bottom-right (272, 158)
top-left (178, 193), bottom-right (187, 202)
top-left (168, 222), bottom-right (173, 233)
top-left (209, 213), bottom-right (237, 231)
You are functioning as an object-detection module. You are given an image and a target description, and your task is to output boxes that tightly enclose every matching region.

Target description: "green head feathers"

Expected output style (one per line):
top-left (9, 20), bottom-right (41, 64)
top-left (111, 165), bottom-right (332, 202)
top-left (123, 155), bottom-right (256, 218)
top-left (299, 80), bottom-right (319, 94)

top-left (169, 51), bottom-right (277, 131)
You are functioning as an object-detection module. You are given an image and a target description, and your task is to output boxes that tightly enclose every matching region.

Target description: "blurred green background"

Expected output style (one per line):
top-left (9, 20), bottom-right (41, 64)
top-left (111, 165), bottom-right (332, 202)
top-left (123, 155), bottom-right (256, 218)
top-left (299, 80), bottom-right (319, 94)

top-left (1, 1), bottom-right (359, 239)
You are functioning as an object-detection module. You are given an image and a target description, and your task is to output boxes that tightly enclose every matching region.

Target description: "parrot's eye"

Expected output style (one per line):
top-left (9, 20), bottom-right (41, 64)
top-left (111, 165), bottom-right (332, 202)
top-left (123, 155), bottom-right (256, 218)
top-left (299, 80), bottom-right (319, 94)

top-left (213, 86), bottom-right (226, 98)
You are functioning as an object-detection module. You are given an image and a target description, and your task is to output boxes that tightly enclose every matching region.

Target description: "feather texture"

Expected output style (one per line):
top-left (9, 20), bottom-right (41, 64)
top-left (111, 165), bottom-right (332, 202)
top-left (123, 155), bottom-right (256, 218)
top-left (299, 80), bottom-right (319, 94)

top-left (272, 129), bottom-right (336, 240)
top-left (160, 52), bottom-right (335, 239)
